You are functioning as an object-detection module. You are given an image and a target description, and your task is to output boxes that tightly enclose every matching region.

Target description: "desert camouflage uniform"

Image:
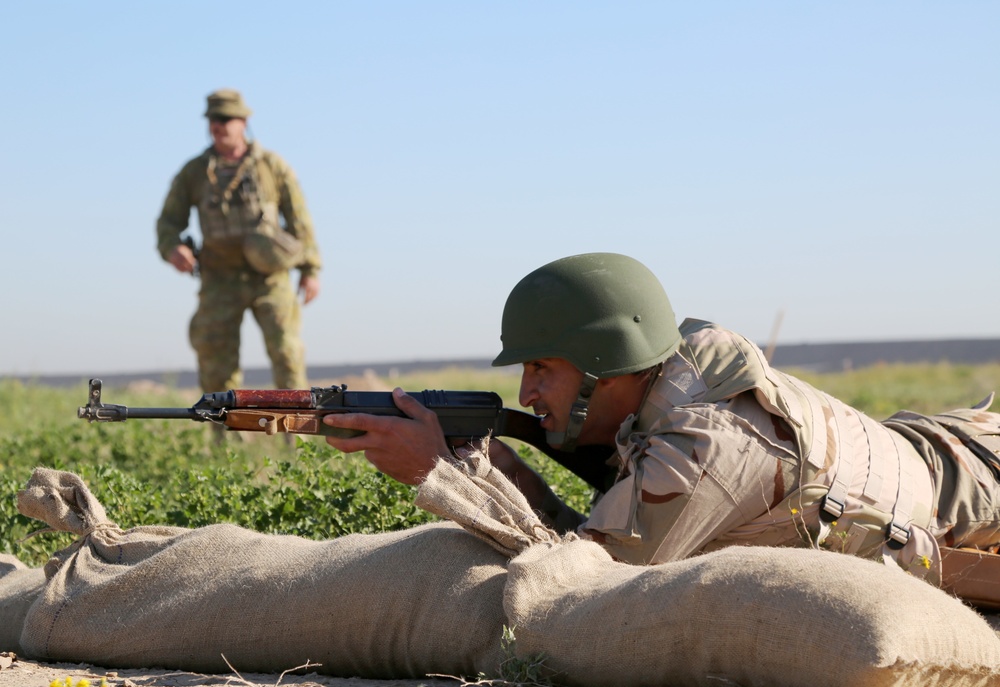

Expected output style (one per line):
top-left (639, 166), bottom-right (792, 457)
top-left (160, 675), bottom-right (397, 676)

top-left (156, 142), bottom-right (321, 392)
top-left (582, 319), bottom-right (1000, 584)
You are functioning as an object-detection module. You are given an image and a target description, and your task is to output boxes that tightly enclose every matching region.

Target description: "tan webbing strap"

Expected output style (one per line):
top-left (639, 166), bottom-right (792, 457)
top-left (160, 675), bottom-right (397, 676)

top-left (857, 413), bottom-right (892, 506)
top-left (206, 150), bottom-right (255, 216)
top-left (786, 377), bottom-right (828, 470)
top-left (822, 404), bottom-right (856, 521)
top-left (886, 432), bottom-right (924, 549)
top-left (857, 413), bottom-right (933, 549)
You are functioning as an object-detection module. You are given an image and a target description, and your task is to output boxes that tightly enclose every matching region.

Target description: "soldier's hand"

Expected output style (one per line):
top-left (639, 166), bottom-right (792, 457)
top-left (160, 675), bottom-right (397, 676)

top-left (168, 244), bottom-right (197, 274)
top-left (299, 274), bottom-right (320, 304)
top-left (322, 387), bottom-right (451, 485)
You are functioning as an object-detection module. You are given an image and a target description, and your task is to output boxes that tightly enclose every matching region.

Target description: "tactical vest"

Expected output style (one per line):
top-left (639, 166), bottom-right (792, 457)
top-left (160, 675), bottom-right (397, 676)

top-left (195, 144), bottom-right (285, 272)
top-left (645, 319), bottom-right (939, 579)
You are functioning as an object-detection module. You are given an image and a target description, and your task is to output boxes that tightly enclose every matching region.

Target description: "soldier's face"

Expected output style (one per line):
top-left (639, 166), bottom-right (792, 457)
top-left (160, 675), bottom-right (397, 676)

top-left (209, 117), bottom-right (247, 152)
top-left (518, 357), bottom-right (646, 447)
top-left (519, 357), bottom-right (620, 446)
top-left (518, 358), bottom-right (583, 439)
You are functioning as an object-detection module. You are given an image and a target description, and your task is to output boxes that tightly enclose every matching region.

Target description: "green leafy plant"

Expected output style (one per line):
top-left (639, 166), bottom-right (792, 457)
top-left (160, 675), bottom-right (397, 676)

top-left (3, 363), bottom-right (998, 568)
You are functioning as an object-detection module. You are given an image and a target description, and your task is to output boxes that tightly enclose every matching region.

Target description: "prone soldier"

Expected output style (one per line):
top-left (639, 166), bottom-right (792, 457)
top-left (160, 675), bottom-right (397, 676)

top-left (322, 252), bottom-right (1000, 597)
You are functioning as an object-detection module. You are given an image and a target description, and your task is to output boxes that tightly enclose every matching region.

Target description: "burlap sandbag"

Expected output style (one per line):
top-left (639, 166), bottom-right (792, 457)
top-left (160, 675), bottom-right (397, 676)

top-left (505, 541), bottom-right (1000, 687)
top-left (16, 467), bottom-right (507, 678)
top-left (0, 553), bottom-right (46, 654)
top-left (418, 452), bottom-right (1000, 687)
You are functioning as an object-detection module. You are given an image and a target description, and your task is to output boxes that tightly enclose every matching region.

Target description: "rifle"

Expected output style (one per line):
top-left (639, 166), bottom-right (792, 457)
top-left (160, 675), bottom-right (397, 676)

top-left (77, 378), bottom-right (614, 492)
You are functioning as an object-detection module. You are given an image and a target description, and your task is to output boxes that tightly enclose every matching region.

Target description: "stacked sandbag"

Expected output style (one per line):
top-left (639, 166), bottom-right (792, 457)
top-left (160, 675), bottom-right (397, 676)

top-left (0, 553), bottom-right (46, 655)
top-left (505, 541), bottom-right (1000, 687)
top-left (15, 467), bottom-right (508, 678)
top-left (419, 452), bottom-right (1000, 687)
top-left (14, 456), bottom-right (1000, 686)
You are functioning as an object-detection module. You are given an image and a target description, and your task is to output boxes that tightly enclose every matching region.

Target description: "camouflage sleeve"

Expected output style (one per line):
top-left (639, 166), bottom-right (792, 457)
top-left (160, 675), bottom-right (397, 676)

top-left (582, 400), bottom-right (801, 565)
top-left (268, 152), bottom-right (321, 276)
top-left (581, 430), bottom-right (716, 564)
top-left (155, 161), bottom-right (196, 261)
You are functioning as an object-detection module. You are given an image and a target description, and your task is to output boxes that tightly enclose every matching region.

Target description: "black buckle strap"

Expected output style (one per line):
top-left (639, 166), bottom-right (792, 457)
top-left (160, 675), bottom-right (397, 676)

top-left (819, 494), bottom-right (845, 523)
top-left (885, 522), bottom-right (911, 550)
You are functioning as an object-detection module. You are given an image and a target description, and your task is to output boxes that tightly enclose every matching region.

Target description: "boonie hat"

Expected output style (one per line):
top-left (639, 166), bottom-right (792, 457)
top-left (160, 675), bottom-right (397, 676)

top-left (204, 89), bottom-right (253, 119)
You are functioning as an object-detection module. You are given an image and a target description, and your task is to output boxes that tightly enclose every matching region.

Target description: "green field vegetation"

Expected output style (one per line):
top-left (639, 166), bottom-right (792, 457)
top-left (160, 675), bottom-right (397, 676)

top-left (788, 361), bottom-right (1000, 420)
top-left (2, 362), bottom-right (999, 568)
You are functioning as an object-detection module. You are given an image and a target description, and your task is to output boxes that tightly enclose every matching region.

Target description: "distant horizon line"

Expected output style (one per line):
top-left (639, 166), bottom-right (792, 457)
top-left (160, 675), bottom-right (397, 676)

top-left (4, 336), bottom-right (1000, 386)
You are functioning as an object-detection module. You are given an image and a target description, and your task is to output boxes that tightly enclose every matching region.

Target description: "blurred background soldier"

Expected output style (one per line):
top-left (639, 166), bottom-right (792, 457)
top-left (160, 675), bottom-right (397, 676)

top-left (156, 89), bottom-right (322, 400)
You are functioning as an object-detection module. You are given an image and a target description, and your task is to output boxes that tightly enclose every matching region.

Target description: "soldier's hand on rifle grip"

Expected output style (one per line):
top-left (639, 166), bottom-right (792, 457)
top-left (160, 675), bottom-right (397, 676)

top-left (168, 244), bottom-right (198, 274)
top-left (322, 387), bottom-right (453, 485)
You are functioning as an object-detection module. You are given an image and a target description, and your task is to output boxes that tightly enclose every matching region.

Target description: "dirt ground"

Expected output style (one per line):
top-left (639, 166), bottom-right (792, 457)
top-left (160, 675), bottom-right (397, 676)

top-left (0, 655), bottom-right (460, 687)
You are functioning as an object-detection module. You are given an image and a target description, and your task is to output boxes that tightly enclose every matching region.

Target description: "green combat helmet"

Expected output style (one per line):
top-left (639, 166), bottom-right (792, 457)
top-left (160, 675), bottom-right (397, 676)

top-left (492, 252), bottom-right (682, 450)
top-left (204, 89), bottom-right (253, 119)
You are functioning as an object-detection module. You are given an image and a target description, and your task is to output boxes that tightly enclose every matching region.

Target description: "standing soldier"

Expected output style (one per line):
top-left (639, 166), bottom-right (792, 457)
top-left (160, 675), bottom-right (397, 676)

top-left (156, 89), bottom-right (322, 400)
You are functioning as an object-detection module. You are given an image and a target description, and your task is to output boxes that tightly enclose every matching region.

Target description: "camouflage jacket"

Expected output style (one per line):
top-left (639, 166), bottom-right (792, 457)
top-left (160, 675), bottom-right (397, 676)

top-left (582, 319), bottom-right (1000, 584)
top-left (155, 142), bottom-right (321, 276)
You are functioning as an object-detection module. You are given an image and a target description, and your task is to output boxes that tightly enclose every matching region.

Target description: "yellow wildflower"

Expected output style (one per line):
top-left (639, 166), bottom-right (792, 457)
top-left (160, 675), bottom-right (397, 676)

top-left (790, 507), bottom-right (799, 515)
top-left (920, 555), bottom-right (931, 569)
top-left (52, 678), bottom-right (94, 687)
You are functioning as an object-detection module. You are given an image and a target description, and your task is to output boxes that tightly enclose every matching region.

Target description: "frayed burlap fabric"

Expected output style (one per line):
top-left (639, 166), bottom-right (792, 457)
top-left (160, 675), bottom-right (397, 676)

top-left (414, 445), bottom-right (570, 556)
top-left (0, 554), bottom-right (45, 655)
top-left (14, 467), bottom-right (507, 677)
top-left (418, 451), bottom-right (1000, 687)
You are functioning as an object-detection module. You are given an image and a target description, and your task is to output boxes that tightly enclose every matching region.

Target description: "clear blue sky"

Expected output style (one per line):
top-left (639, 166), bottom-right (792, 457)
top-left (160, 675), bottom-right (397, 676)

top-left (2, 2), bottom-right (997, 377)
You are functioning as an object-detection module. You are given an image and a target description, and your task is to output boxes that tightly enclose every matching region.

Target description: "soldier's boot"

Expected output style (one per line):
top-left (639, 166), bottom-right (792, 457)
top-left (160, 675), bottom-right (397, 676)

top-left (211, 423), bottom-right (227, 445)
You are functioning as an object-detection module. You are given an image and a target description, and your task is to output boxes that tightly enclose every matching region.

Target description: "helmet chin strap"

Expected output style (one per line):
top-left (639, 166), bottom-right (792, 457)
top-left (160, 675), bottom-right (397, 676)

top-left (545, 373), bottom-right (599, 452)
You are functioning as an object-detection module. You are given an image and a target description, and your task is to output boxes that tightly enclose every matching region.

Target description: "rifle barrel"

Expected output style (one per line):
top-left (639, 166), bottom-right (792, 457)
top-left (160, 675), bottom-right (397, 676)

top-left (124, 408), bottom-right (208, 420)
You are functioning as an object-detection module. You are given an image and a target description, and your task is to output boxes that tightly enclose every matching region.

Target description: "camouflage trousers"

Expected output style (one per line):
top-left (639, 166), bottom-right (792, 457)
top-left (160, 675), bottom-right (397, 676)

top-left (189, 269), bottom-right (307, 392)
